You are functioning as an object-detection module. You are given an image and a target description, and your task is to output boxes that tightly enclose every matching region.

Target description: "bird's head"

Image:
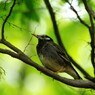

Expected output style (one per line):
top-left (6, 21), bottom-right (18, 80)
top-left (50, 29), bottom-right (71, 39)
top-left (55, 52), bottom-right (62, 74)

top-left (32, 34), bottom-right (53, 42)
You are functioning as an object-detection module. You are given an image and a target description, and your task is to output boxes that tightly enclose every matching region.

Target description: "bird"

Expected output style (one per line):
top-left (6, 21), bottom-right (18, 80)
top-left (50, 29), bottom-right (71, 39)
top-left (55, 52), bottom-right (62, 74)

top-left (32, 34), bottom-right (81, 79)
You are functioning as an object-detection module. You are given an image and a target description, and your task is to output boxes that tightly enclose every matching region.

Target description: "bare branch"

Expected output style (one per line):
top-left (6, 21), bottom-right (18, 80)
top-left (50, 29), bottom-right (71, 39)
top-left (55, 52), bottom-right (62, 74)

top-left (0, 39), bottom-right (22, 54)
top-left (0, 0), bottom-right (95, 89)
top-left (89, 15), bottom-right (95, 74)
top-left (82, 0), bottom-right (95, 73)
top-left (0, 48), bottom-right (18, 58)
top-left (1, 39), bottom-right (95, 82)
top-left (65, 0), bottom-right (90, 28)
top-left (0, 47), bottom-right (95, 89)
top-left (43, 0), bottom-right (95, 82)
top-left (44, 0), bottom-right (64, 48)
top-left (1, 0), bottom-right (16, 40)
top-left (82, 0), bottom-right (95, 19)
top-left (23, 37), bottom-right (33, 52)
top-left (69, 56), bottom-right (95, 82)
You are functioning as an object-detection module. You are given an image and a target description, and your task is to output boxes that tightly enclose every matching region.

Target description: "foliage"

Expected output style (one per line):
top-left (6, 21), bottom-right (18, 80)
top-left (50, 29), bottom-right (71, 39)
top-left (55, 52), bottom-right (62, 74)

top-left (0, 0), bottom-right (95, 95)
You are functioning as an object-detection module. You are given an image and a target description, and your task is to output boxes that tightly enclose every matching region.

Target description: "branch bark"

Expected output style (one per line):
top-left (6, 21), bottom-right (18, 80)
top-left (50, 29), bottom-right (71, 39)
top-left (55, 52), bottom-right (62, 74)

top-left (0, 43), bottom-right (95, 89)
top-left (65, 0), bottom-right (90, 28)
top-left (1, 0), bottom-right (16, 40)
top-left (82, 0), bottom-right (95, 73)
top-left (0, 48), bottom-right (18, 58)
top-left (0, 0), bottom-right (95, 89)
top-left (44, 0), bottom-right (95, 82)
top-left (44, 0), bottom-right (64, 48)
top-left (82, 0), bottom-right (95, 19)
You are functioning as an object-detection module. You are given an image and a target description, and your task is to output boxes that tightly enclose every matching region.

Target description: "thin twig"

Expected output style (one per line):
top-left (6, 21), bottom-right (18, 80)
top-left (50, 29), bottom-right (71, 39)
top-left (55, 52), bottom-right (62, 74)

top-left (0, 48), bottom-right (95, 89)
top-left (1, 0), bottom-right (16, 40)
top-left (66, 0), bottom-right (95, 77)
top-left (65, 0), bottom-right (90, 28)
top-left (82, 0), bottom-right (95, 74)
top-left (0, 16), bottom-right (33, 33)
top-left (44, 0), bottom-right (95, 82)
top-left (82, 0), bottom-right (95, 19)
top-left (23, 37), bottom-right (33, 53)
top-left (0, 39), bottom-right (22, 54)
top-left (0, 0), bottom-right (95, 89)
top-left (44, 0), bottom-right (64, 48)
top-left (69, 56), bottom-right (95, 82)
top-left (89, 15), bottom-right (95, 74)
top-left (0, 66), bottom-right (6, 76)
top-left (23, 25), bottom-right (38, 53)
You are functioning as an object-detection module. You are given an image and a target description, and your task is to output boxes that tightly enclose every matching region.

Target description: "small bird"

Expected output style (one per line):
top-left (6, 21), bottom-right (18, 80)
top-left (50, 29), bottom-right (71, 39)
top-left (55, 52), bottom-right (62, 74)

top-left (33, 34), bottom-right (81, 79)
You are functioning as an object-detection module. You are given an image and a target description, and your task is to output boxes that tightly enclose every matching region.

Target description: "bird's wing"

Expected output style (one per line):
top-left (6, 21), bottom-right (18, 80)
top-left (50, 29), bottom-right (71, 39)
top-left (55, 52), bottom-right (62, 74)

top-left (50, 42), bottom-right (70, 63)
top-left (49, 42), bottom-right (81, 79)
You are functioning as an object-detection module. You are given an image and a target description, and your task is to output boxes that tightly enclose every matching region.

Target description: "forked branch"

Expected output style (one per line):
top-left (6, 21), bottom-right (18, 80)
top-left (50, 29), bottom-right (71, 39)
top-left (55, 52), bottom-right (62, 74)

top-left (82, 0), bottom-right (95, 73)
top-left (0, 42), bottom-right (95, 89)
top-left (0, 0), bottom-right (95, 89)
top-left (44, 0), bottom-right (95, 82)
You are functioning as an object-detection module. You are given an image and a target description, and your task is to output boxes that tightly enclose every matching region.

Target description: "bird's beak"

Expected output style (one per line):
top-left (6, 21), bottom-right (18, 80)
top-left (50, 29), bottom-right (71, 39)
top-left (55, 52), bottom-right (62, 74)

top-left (32, 34), bottom-right (38, 38)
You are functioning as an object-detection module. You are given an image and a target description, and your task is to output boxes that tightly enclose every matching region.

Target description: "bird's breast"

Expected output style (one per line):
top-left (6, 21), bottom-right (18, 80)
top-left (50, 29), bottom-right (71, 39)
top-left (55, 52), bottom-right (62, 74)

top-left (37, 42), bottom-right (66, 72)
top-left (38, 54), bottom-right (65, 72)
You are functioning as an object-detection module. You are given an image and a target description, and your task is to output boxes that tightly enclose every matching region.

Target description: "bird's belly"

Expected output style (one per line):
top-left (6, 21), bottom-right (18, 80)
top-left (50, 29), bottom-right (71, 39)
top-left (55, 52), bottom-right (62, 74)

top-left (39, 55), bottom-right (64, 72)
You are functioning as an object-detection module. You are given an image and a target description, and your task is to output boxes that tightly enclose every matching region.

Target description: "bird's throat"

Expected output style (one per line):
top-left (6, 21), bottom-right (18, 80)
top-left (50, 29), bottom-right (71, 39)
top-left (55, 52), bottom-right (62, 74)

top-left (37, 40), bottom-right (46, 53)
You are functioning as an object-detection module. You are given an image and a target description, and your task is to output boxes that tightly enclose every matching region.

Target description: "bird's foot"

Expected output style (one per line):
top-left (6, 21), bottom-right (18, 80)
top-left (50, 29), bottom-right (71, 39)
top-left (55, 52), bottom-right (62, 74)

top-left (54, 67), bottom-right (64, 74)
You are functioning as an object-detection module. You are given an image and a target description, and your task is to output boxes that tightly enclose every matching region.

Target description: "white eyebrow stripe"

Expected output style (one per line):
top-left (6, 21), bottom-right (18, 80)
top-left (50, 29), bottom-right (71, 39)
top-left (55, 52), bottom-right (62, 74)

top-left (45, 37), bottom-right (50, 40)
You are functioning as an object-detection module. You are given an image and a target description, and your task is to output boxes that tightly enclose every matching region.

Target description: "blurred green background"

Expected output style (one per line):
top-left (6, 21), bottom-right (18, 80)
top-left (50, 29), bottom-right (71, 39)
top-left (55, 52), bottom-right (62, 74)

top-left (0, 0), bottom-right (95, 95)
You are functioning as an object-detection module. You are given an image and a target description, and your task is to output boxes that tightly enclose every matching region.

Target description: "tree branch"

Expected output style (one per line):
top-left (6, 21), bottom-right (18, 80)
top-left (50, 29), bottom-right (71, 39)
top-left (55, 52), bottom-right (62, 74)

top-left (0, 39), bottom-right (22, 54)
top-left (44, 0), bottom-right (64, 48)
top-left (89, 15), bottom-right (95, 74)
top-left (69, 56), bottom-right (95, 82)
top-left (0, 0), bottom-right (95, 89)
top-left (0, 48), bottom-right (18, 58)
top-left (65, 0), bottom-right (90, 28)
top-left (82, 0), bottom-right (95, 73)
top-left (44, 0), bottom-right (95, 82)
top-left (65, 0), bottom-right (95, 78)
top-left (82, 0), bottom-right (95, 19)
top-left (1, 0), bottom-right (16, 40)
top-left (65, 0), bottom-right (95, 77)
top-left (0, 46), bottom-right (95, 89)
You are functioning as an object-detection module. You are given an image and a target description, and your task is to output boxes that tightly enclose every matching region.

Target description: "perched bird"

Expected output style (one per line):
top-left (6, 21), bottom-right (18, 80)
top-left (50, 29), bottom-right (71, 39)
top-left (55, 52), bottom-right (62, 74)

top-left (33, 34), bottom-right (81, 79)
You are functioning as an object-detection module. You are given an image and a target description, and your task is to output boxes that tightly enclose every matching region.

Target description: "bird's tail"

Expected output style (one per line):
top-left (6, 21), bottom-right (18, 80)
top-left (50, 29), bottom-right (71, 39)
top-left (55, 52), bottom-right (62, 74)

top-left (65, 65), bottom-right (81, 79)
